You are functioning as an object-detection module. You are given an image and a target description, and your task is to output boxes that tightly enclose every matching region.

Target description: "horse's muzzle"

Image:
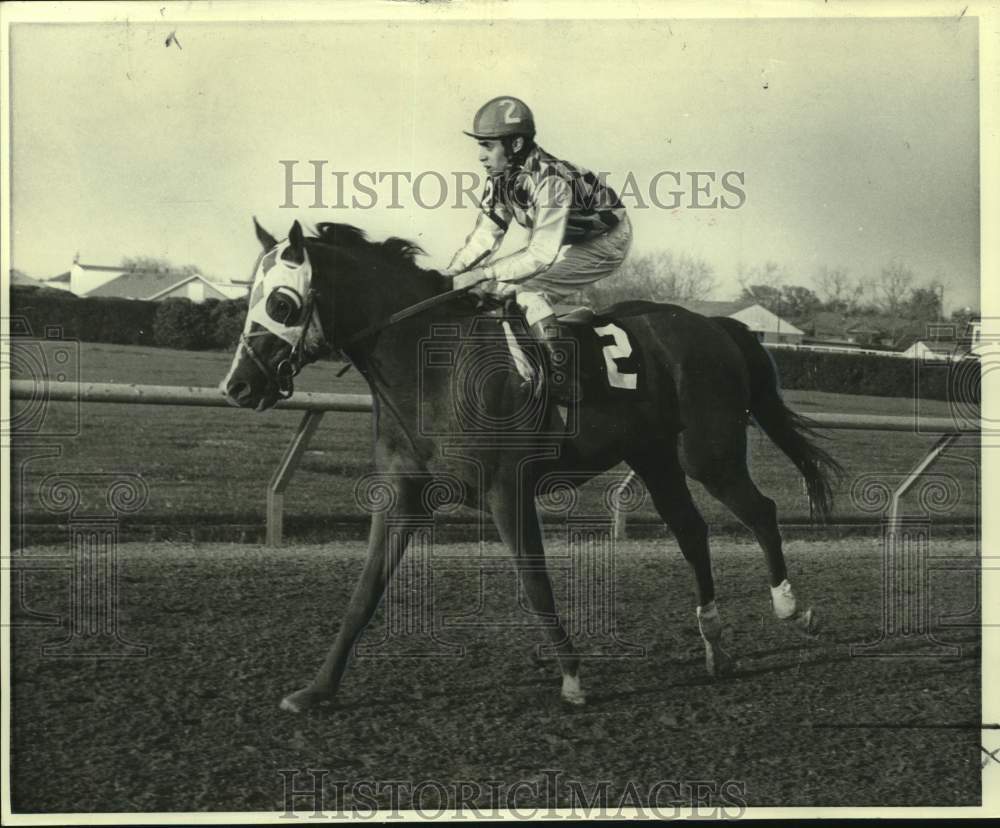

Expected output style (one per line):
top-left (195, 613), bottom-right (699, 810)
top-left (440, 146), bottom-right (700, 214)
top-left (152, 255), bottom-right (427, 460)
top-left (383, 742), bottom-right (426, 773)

top-left (223, 379), bottom-right (254, 407)
top-left (221, 378), bottom-right (279, 411)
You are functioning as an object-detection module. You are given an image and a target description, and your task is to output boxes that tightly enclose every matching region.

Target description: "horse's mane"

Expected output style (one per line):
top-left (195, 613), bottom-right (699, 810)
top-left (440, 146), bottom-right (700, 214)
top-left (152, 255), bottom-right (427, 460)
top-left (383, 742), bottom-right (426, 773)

top-left (309, 222), bottom-right (426, 270)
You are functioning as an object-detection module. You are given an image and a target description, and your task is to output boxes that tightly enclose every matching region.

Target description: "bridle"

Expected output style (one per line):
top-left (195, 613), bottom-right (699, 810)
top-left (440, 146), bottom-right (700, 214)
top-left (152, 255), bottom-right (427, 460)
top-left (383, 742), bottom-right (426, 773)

top-left (240, 248), bottom-right (322, 399)
top-left (239, 243), bottom-right (486, 397)
top-left (239, 325), bottom-right (311, 400)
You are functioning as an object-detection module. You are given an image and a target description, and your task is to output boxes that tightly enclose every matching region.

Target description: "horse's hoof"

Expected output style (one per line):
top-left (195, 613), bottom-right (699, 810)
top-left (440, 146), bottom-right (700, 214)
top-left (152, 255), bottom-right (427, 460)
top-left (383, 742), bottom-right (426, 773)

top-left (796, 607), bottom-right (820, 637)
top-left (561, 675), bottom-right (587, 706)
top-left (705, 642), bottom-right (735, 678)
top-left (279, 687), bottom-right (327, 714)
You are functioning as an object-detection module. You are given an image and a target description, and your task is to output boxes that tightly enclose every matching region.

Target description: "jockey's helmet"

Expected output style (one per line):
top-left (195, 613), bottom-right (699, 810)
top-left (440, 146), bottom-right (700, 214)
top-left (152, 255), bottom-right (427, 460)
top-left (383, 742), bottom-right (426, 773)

top-left (463, 97), bottom-right (536, 140)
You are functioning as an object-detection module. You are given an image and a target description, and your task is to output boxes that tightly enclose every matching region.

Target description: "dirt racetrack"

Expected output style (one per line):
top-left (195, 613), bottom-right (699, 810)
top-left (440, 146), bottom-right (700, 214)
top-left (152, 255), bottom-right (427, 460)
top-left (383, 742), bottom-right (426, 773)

top-left (10, 536), bottom-right (981, 813)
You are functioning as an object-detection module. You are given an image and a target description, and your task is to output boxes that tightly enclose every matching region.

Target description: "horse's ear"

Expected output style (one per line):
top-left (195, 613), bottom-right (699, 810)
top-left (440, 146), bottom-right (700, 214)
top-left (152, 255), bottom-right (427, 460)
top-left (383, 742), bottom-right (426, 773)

top-left (285, 220), bottom-right (305, 265)
top-left (253, 217), bottom-right (277, 250)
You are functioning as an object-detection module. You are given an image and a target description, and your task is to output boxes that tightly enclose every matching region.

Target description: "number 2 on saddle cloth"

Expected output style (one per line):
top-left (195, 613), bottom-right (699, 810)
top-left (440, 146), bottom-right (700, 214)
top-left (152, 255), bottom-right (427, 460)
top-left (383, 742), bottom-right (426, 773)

top-left (478, 294), bottom-right (646, 400)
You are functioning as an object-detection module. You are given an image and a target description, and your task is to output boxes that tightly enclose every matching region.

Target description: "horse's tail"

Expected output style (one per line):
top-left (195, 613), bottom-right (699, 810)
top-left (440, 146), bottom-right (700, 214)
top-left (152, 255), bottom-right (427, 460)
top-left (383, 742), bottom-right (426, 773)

top-left (712, 316), bottom-right (845, 522)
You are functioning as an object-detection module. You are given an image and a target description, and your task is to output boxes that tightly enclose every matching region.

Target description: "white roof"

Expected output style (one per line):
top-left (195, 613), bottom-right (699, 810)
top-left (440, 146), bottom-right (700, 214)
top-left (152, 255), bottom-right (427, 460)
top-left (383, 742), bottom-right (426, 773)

top-left (729, 304), bottom-right (805, 336)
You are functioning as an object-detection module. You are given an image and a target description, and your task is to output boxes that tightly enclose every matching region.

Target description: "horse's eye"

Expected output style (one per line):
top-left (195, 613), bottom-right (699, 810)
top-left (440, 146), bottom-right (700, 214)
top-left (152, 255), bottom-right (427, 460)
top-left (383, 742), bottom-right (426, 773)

top-left (266, 287), bottom-right (303, 326)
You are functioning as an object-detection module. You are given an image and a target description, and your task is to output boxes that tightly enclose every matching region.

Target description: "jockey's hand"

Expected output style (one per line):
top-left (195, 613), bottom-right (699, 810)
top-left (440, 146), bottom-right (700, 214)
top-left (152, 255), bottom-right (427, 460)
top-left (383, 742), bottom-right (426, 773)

top-left (469, 279), bottom-right (499, 302)
top-left (452, 267), bottom-right (490, 290)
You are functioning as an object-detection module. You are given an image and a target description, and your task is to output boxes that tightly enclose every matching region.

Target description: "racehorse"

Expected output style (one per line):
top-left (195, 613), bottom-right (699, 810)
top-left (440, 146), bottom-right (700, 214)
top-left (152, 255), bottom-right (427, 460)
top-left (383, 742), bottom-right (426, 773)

top-left (221, 219), bottom-right (842, 713)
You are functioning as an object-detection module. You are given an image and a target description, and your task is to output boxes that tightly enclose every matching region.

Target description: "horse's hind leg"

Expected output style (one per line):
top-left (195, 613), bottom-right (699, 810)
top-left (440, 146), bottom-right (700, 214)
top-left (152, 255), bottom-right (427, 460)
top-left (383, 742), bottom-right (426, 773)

top-left (689, 448), bottom-right (817, 635)
top-left (488, 483), bottom-right (584, 705)
top-left (627, 451), bottom-right (734, 677)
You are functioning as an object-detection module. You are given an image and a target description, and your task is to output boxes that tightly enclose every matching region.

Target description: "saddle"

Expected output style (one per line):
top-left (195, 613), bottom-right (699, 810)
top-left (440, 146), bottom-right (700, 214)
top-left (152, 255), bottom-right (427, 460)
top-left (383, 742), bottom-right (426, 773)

top-left (479, 297), bottom-right (645, 402)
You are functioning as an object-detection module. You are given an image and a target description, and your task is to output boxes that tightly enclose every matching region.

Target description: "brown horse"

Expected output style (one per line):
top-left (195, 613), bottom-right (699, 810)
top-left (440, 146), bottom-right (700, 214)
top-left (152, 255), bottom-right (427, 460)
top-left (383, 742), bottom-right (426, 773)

top-left (220, 219), bottom-right (841, 712)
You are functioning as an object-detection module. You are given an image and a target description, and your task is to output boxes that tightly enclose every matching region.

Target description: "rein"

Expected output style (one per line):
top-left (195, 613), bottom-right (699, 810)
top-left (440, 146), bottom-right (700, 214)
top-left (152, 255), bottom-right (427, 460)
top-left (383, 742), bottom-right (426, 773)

top-left (247, 242), bottom-right (489, 387)
top-left (340, 287), bottom-right (470, 349)
top-left (334, 249), bottom-right (493, 364)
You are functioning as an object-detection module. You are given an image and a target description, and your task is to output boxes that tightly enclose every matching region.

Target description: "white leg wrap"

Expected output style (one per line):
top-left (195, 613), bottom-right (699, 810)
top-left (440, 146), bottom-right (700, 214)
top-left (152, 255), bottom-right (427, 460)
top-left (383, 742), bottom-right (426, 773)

top-left (771, 579), bottom-right (797, 620)
top-left (561, 673), bottom-right (586, 705)
top-left (697, 601), bottom-right (722, 641)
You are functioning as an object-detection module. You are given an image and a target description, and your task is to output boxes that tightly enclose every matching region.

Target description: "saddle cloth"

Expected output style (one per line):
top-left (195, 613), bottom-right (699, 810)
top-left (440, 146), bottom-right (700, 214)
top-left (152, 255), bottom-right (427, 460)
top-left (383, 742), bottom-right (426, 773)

top-left (502, 306), bottom-right (646, 400)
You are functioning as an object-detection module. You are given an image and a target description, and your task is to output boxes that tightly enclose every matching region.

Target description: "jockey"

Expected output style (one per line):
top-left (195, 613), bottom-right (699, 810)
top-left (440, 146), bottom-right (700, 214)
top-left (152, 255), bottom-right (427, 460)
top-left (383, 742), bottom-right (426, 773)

top-left (445, 96), bottom-right (632, 402)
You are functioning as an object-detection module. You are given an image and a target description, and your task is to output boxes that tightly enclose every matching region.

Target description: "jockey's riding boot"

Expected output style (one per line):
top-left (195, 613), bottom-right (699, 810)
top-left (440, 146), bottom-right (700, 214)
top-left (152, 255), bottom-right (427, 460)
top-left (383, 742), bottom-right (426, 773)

top-left (528, 315), bottom-right (582, 404)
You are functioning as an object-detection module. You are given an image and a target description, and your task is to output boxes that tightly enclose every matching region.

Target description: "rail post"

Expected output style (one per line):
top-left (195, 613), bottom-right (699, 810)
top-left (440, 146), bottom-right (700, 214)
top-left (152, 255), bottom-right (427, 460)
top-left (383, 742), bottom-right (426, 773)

top-left (266, 410), bottom-right (325, 547)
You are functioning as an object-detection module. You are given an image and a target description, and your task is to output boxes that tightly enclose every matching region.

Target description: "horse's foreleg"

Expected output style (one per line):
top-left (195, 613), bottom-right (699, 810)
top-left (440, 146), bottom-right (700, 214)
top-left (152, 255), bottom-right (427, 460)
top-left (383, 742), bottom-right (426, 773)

top-left (489, 487), bottom-right (584, 705)
top-left (280, 504), bottom-right (416, 713)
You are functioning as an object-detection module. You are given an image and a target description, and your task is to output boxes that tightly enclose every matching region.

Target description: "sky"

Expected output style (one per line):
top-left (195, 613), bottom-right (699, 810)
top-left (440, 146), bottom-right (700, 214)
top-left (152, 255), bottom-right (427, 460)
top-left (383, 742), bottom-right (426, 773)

top-left (10, 14), bottom-right (981, 312)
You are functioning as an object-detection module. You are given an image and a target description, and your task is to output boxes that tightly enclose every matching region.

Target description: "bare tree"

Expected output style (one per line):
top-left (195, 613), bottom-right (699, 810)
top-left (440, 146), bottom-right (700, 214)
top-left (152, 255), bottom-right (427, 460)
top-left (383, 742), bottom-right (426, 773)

top-left (874, 261), bottom-right (917, 344)
top-left (875, 261), bottom-right (915, 317)
top-left (737, 260), bottom-right (788, 294)
top-left (584, 250), bottom-right (717, 307)
top-left (814, 265), bottom-right (864, 313)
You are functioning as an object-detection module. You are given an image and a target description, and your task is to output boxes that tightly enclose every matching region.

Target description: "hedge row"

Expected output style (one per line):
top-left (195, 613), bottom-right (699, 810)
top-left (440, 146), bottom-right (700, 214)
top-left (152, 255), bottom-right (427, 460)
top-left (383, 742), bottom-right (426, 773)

top-left (11, 285), bottom-right (160, 346)
top-left (11, 286), bottom-right (247, 351)
top-left (767, 346), bottom-right (980, 404)
top-left (151, 297), bottom-right (248, 350)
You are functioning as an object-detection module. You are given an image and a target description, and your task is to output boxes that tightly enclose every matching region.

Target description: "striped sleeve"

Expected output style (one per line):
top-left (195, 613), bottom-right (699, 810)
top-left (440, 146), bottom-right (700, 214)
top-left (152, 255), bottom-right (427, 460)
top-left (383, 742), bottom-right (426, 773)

top-left (444, 180), bottom-right (511, 275)
top-left (484, 174), bottom-right (571, 283)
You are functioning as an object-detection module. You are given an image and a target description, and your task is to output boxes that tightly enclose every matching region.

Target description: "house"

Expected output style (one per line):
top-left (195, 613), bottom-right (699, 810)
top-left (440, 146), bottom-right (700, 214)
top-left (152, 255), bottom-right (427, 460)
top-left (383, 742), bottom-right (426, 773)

top-left (966, 318), bottom-right (982, 348)
top-left (10, 268), bottom-right (45, 288)
top-left (804, 314), bottom-right (926, 350)
top-left (844, 318), bottom-right (892, 348)
top-left (43, 259), bottom-right (247, 303)
top-left (803, 311), bottom-right (859, 346)
top-left (900, 339), bottom-right (962, 361)
top-left (673, 300), bottom-right (805, 345)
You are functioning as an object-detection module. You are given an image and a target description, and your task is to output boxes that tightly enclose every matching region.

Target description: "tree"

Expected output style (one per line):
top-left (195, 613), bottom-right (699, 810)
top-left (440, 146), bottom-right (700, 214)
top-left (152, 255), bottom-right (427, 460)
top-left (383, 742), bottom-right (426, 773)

top-left (737, 260), bottom-right (787, 291)
top-left (814, 265), bottom-right (864, 313)
top-left (735, 260), bottom-right (792, 313)
top-left (737, 283), bottom-right (819, 323)
top-left (903, 286), bottom-right (943, 325)
top-left (739, 283), bottom-right (783, 314)
top-left (950, 306), bottom-right (979, 348)
top-left (875, 261), bottom-right (914, 317)
top-left (584, 250), bottom-right (717, 307)
top-left (874, 261), bottom-right (916, 343)
top-left (779, 285), bottom-right (822, 323)
top-left (120, 256), bottom-right (201, 276)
